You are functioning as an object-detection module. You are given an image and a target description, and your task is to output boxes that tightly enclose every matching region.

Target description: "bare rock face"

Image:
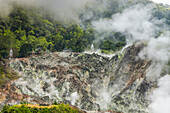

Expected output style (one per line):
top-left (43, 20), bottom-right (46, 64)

top-left (0, 43), bottom-right (153, 112)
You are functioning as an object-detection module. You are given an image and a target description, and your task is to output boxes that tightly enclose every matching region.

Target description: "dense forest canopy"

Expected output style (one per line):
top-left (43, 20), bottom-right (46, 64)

top-left (0, 0), bottom-right (169, 58)
top-left (0, 4), bottom-right (95, 58)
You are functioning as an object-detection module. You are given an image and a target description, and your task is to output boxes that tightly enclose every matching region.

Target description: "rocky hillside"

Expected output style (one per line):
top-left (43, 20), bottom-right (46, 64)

top-left (0, 43), bottom-right (154, 113)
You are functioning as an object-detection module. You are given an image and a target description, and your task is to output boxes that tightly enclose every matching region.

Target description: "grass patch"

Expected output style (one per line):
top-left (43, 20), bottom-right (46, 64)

top-left (101, 50), bottom-right (115, 54)
top-left (1, 104), bottom-right (82, 113)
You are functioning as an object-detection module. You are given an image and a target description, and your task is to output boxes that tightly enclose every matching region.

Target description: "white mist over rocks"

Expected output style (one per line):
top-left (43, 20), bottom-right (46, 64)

top-left (151, 0), bottom-right (170, 5)
top-left (139, 33), bottom-right (170, 79)
top-left (95, 77), bottom-right (112, 110)
top-left (14, 71), bottom-right (61, 101)
top-left (1, 0), bottom-right (170, 112)
top-left (139, 33), bottom-right (170, 113)
top-left (70, 92), bottom-right (79, 106)
top-left (92, 4), bottom-right (165, 44)
top-left (149, 75), bottom-right (170, 113)
top-left (96, 88), bottom-right (112, 110)
top-left (92, 3), bottom-right (170, 113)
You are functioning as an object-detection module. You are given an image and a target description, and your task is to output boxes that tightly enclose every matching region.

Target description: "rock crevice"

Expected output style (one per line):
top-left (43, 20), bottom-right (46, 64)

top-left (0, 43), bottom-right (153, 112)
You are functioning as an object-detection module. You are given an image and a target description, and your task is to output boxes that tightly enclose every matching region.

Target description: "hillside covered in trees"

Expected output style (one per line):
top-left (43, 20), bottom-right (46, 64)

top-left (0, 0), bottom-right (170, 113)
top-left (0, 0), bottom-right (169, 58)
top-left (0, 4), bottom-right (95, 58)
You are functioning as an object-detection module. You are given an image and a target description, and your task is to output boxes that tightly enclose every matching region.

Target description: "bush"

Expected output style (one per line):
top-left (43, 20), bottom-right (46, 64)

top-left (0, 54), bottom-right (3, 61)
top-left (1, 104), bottom-right (81, 113)
top-left (101, 50), bottom-right (115, 54)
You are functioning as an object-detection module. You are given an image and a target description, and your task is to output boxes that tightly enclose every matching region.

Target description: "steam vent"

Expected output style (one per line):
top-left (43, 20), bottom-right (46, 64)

top-left (0, 0), bottom-right (170, 113)
top-left (1, 43), bottom-right (154, 112)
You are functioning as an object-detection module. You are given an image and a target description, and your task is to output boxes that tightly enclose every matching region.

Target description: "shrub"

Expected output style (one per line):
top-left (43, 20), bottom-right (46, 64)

top-left (1, 104), bottom-right (81, 113)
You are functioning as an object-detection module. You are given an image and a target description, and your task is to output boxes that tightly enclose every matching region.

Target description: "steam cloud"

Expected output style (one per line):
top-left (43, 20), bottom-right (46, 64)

top-left (70, 92), bottom-right (79, 105)
top-left (2, 0), bottom-right (170, 112)
top-left (0, 0), bottom-right (95, 21)
top-left (149, 75), bottom-right (170, 113)
top-left (92, 4), bottom-right (164, 44)
top-left (92, 3), bottom-right (170, 113)
top-left (139, 33), bottom-right (170, 79)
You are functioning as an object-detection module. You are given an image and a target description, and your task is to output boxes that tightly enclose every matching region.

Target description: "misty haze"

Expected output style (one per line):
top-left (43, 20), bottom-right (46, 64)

top-left (0, 0), bottom-right (170, 113)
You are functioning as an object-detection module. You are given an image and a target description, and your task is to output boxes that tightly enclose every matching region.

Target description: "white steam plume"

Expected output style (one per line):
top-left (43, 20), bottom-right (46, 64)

top-left (0, 0), bottom-right (96, 21)
top-left (140, 33), bottom-right (170, 113)
top-left (36, 0), bottom-right (96, 22)
top-left (92, 4), bottom-right (164, 44)
top-left (149, 75), bottom-right (170, 113)
top-left (70, 92), bottom-right (79, 106)
top-left (93, 3), bottom-right (170, 113)
top-left (139, 33), bottom-right (170, 79)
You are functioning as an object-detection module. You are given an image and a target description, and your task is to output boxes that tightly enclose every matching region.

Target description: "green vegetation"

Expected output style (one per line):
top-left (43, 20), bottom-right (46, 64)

top-left (101, 50), bottom-right (115, 54)
top-left (0, 59), bottom-right (19, 88)
top-left (0, 0), bottom-right (168, 58)
top-left (0, 4), bottom-right (95, 58)
top-left (1, 104), bottom-right (81, 113)
top-left (0, 2), bottom-right (130, 58)
top-left (0, 68), bottom-right (18, 88)
top-left (100, 39), bottom-right (126, 52)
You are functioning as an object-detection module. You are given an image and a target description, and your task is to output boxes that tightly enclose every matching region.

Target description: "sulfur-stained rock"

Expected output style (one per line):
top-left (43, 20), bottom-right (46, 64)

top-left (0, 43), bottom-right (154, 113)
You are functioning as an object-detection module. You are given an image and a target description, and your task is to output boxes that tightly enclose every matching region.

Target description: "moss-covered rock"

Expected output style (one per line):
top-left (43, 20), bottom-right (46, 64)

top-left (0, 60), bottom-right (19, 88)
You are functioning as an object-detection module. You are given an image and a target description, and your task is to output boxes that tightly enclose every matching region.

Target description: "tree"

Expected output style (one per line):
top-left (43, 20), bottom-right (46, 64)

top-left (101, 40), bottom-right (115, 51)
top-left (9, 4), bottom-right (30, 32)
top-left (53, 32), bottom-right (65, 51)
top-left (19, 44), bottom-right (32, 57)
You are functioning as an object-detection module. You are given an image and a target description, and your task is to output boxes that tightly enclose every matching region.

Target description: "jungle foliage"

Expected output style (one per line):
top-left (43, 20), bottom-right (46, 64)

top-left (0, 4), bottom-right (96, 58)
top-left (1, 104), bottom-right (81, 113)
top-left (0, 0), bottom-right (169, 58)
